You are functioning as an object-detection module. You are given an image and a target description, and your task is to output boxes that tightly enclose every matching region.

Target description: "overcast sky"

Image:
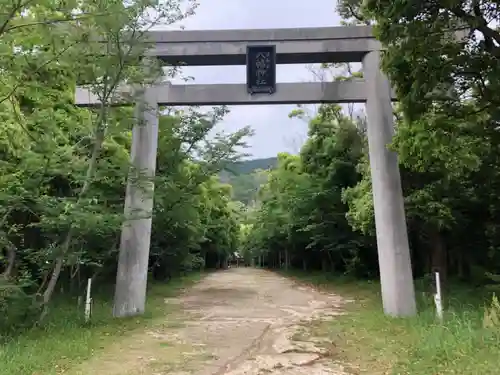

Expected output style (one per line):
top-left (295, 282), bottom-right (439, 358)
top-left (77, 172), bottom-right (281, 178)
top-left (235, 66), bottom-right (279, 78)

top-left (169, 0), bottom-right (342, 159)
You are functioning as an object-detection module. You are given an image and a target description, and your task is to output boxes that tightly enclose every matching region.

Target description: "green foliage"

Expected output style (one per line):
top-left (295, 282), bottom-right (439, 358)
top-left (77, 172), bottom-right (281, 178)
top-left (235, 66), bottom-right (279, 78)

top-left (243, 105), bottom-right (375, 276)
top-left (0, 0), bottom-right (248, 335)
top-left (0, 274), bottom-right (201, 375)
top-left (0, 278), bottom-right (40, 334)
top-left (3, 2), bottom-right (500, 372)
top-left (362, 0), bottom-right (500, 123)
top-left (219, 158), bottom-right (276, 204)
top-left (226, 157), bottom-right (278, 175)
top-left (483, 294), bottom-right (500, 329)
top-left (241, 2), bottom-right (500, 292)
top-left (287, 271), bottom-right (500, 375)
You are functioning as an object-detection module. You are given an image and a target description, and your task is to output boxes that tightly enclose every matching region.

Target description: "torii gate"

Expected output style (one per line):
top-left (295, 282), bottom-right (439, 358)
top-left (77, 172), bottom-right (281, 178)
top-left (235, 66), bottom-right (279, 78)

top-left (75, 25), bottom-right (417, 317)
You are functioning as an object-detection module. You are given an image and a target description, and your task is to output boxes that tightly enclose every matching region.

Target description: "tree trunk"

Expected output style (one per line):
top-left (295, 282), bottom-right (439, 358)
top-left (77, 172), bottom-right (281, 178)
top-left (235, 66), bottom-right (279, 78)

top-left (202, 249), bottom-right (207, 271)
top-left (42, 122), bottom-right (105, 311)
top-left (431, 229), bottom-right (447, 285)
top-left (321, 257), bottom-right (328, 272)
top-left (457, 251), bottom-right (465, 279)
top-left (285, 249), bottom-right (289, 271)
top-left (2, 242), bottom-right (16, 278)
top-left (327, 251), bottom-right (335, 272)
top-left (425, 249), bottom-right (431, 275)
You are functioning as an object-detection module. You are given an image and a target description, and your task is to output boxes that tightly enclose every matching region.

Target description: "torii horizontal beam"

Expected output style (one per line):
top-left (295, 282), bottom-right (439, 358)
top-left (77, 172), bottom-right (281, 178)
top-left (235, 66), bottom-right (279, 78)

top-left (147, 25), bottom-right (375, 43)
top-left (74, 80), bottom-right (396, 107)
top-left (92, 25), bottom-right (468, 66)
top-left (93, 25), bottom-right (380, 66)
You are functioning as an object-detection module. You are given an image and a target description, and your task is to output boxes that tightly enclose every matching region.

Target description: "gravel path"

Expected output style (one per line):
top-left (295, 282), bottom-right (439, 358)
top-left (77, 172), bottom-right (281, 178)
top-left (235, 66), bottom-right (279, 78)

top-left (164, 268), bottom-right (350, 375)
top-left (71, 268), bottom-right (351, 375)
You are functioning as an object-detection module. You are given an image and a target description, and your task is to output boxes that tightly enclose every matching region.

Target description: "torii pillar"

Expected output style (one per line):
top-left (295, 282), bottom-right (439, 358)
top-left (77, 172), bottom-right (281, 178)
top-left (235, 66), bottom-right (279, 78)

top-left (363, 51), bottom-right (416, 316)
top-left (113, 85), bottom-right (160, 317)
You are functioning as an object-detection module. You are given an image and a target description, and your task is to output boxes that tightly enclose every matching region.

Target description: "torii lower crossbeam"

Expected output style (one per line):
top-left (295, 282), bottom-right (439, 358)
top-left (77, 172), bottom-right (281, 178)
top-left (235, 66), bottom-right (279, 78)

top-left (75, 81), bottom-right (398, 107)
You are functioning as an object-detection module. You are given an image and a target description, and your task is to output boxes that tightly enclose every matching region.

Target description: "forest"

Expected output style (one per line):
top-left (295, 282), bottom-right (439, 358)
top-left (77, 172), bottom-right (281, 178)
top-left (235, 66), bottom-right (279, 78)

top-left (241, 1), bottom-right (500, 283)
top-left (220, 157), bottom-right (276, 204)
top-left (1, 0), bottom-right (500, 374)
top-left (0, 0), bottom-right (252, 335)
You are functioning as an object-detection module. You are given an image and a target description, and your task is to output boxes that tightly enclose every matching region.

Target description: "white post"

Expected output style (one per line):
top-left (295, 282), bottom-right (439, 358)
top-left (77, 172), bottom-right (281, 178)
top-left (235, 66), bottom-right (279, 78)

top-left (362, 50), bottom-right (417, 317)
top-left (434, 271), bottom-right (443, 321)
top-left (84, 278), bottom-right (92, 322)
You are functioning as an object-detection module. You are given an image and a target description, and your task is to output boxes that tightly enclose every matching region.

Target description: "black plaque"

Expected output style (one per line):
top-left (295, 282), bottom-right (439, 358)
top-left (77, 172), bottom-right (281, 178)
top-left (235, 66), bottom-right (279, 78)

top-left (246, 45), bottom-right (276, 95)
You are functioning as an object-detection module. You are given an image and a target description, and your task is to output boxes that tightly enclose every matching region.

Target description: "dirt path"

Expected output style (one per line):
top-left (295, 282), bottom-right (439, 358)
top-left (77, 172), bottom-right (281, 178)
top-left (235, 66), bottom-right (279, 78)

top-left (72, 268), bottom-right (350, 375)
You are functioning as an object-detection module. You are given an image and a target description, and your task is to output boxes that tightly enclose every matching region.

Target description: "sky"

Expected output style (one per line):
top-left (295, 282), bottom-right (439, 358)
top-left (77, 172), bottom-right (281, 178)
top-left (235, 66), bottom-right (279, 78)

top-left (168, 0), bottom-right (342, 159)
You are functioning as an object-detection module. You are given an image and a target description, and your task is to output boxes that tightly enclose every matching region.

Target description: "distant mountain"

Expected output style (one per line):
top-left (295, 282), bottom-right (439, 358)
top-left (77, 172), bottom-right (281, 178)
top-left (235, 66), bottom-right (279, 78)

top-left (227, 157), bottom-right (278, 175)
top-left (220, 157), bottom-right (278, 204)
top-left (220, 157), bottom-right (277, 182)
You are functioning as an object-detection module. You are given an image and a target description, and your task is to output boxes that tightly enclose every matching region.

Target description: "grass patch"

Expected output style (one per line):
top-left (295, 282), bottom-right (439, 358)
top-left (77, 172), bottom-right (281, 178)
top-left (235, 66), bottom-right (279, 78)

top-left (0, 273), bottom-right (202, 375)
top-left (281, 270), bottom-right (500, 375)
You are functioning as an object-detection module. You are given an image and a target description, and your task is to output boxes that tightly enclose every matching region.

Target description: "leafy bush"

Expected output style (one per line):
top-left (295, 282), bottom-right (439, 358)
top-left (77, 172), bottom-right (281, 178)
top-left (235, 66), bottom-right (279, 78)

top-left (0, 278), bottom-right (41, 336)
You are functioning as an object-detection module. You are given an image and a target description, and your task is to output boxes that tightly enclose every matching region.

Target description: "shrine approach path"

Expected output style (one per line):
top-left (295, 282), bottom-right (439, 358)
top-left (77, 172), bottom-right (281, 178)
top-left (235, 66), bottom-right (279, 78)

top-left (70, 267), bottom-right (351, 375)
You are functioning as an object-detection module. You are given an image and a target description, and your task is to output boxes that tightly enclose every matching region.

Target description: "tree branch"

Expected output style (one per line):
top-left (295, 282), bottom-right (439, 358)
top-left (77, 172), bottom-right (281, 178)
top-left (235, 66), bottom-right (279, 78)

top-left (451, 6), bottom-right (500, 56)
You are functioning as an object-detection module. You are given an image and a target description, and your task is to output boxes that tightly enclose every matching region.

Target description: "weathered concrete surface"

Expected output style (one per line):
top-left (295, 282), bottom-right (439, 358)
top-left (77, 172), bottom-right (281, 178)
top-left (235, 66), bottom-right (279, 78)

top-left (149, 39), bottom-right (379, 65)
top-left (75, 81), bottom-right (396, 107)
top-left (147, 25), bottom-right (375, 43)
top-left (142, 25), bottom-right (379, 65)
top-left (161, 268), bottom-right (350, 375)
top-left (362, 50), bottom-right (416, 316)
top-left (113, 86), bottom-right (160, 317)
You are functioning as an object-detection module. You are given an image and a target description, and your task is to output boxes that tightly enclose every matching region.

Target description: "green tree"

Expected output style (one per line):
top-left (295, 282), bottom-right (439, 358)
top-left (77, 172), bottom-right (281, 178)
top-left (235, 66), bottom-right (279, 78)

top-left (0, 0), bottom-right (252, 333)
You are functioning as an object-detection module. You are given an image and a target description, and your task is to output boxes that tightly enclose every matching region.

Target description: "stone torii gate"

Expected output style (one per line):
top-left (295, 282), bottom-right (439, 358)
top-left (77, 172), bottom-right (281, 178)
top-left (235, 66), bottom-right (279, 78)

top-left (75, 25), bottom-right (417, 317)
